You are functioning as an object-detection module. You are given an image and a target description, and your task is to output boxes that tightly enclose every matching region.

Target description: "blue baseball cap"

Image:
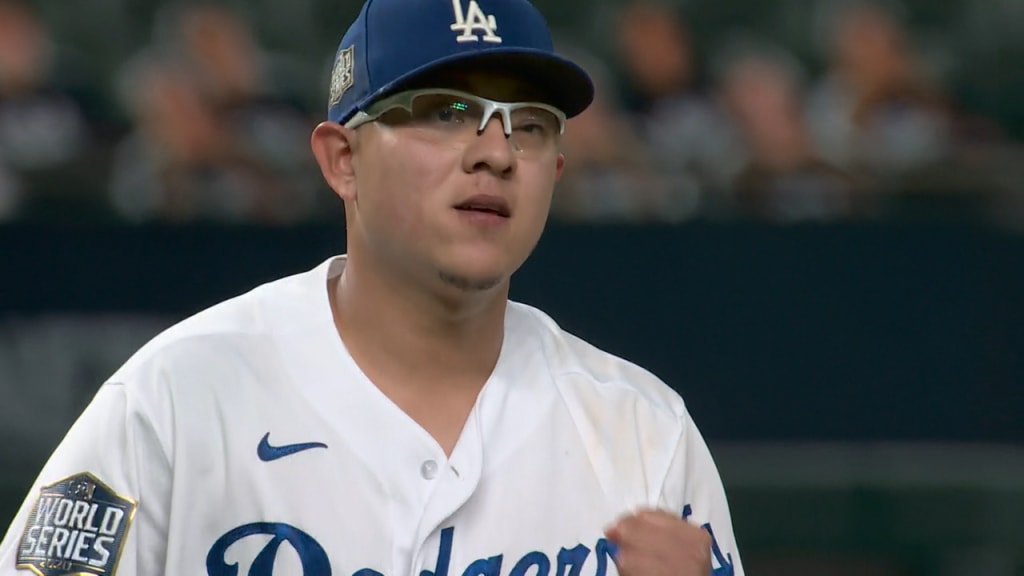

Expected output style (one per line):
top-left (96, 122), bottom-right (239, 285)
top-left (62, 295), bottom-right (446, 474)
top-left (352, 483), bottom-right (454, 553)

top-left (326, 0), bottom-right (595, 125)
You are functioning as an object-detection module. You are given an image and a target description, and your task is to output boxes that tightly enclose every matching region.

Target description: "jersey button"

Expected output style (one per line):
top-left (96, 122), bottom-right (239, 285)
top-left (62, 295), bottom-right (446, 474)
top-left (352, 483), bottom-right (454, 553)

top-left (420, 459), bottom-right (439, 480)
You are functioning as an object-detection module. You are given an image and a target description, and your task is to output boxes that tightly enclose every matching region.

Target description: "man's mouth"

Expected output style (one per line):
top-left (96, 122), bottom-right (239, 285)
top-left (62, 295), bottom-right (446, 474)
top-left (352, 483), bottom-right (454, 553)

top-left (455, 195), bottom-right (511, 218)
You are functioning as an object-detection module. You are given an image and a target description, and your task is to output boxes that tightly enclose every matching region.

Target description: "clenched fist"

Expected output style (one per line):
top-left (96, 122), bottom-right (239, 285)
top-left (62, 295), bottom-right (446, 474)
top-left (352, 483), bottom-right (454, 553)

top-left (605, 508), bottom-right (712, 576)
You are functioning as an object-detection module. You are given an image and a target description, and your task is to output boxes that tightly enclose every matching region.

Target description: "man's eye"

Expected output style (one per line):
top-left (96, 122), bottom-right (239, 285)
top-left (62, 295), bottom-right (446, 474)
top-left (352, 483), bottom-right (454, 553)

top-left (436, 107), bottom-right (457, 122)
top-left (518, 122), bottom-right (547, 134)
top-left (435, 101), bottom-right (471, 123)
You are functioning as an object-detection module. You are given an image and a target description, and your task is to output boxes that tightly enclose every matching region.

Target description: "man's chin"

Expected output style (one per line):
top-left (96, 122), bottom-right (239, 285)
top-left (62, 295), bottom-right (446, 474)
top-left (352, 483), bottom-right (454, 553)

top-left (436, 268), bottom-right (505, 293)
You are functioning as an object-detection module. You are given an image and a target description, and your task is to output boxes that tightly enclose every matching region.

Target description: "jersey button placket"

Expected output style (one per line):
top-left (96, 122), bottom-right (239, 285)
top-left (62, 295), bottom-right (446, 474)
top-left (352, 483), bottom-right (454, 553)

top-left (420, 459), bottom-right (439, 480)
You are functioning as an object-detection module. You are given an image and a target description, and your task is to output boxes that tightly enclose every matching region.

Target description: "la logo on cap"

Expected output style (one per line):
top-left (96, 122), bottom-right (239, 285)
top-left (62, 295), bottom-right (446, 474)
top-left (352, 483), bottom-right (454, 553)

top-left (450, 0), bottom-right (502, 43)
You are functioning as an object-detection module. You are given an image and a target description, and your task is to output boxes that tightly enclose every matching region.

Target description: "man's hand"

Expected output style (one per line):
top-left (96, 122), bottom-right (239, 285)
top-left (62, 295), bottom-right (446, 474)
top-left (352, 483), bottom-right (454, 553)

top-left (604, 508), bottom-right (712, 576)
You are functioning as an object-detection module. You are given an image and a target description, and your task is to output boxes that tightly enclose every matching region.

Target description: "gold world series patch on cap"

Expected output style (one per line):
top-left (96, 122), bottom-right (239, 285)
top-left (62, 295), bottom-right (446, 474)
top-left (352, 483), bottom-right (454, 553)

top-left (329, 46), bottom-right (355, 108)
top-left (17, 473), bottom-right (137, 576)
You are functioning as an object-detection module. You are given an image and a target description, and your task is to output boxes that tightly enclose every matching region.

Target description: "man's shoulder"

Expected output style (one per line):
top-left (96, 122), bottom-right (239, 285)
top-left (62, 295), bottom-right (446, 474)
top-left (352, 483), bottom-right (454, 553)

top-left (508, 301), bottom-right (687, 420)
top-left (110, 262), bottom-right (327, 385)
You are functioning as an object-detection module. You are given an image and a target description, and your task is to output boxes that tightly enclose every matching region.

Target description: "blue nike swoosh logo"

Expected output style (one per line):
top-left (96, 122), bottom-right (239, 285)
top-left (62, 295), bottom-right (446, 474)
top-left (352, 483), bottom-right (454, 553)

top-left (257, 433), bottom-right (328, 462)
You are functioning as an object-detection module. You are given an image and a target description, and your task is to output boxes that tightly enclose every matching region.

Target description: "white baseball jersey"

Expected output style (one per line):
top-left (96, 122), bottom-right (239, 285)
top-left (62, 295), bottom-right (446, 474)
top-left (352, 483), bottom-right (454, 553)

top-left (1, 256), bottom-right (744, 576)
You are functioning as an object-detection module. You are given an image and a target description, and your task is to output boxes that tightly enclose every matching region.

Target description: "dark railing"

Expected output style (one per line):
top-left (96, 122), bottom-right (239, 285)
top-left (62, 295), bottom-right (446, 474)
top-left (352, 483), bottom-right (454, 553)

top-left (3, 220), bottom-right (1021, 444)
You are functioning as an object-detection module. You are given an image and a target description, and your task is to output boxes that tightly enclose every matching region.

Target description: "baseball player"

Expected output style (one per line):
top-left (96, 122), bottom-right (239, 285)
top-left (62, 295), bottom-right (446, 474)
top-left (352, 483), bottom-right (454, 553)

top-left (0, 0), bottom-right (744, 575)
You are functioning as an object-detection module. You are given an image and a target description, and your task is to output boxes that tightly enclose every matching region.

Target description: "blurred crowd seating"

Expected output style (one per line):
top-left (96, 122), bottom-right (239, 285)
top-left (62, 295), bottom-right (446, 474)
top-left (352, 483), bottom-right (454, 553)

top-left (0, 0), bottom-right (1022, 228)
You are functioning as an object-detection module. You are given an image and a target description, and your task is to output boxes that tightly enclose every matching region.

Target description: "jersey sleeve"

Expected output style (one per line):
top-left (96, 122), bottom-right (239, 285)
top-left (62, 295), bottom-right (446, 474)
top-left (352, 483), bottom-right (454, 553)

top-left (0, 381), bottom-right (171, 576)
top-left (658, 408), bottom-right (745, 576)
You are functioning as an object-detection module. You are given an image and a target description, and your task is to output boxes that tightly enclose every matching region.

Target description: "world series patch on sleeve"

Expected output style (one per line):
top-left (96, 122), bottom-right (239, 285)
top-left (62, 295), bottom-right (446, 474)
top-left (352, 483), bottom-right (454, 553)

top-left (16, 473), bottom-right (136, 576)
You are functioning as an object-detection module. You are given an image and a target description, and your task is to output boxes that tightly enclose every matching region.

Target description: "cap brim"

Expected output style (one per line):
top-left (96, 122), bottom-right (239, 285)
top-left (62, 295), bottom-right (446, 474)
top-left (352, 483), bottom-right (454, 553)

top-left (361, 47), bottom-right (595, 120)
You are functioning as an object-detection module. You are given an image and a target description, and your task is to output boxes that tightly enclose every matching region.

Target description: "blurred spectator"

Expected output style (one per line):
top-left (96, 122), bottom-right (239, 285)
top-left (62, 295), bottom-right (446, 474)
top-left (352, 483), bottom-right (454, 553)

top-left (714, 37), bottom-right (866, 223)
top-left (0, 0), bottom-right (105, 220)
top-left (108, 54), bottom-right (301, 223)
top-left (806, 0), bottom-right (955, 181)
top-left (552, 44), bottom-right (693, 223)
top-left (156, 3), bottom-right (323, 219)
top-left (159, 3), bottom-right (274, 111)
top-left (107, 3), bottom-right (325, 224)
top-left (612, 1), bottom-right (740, 203)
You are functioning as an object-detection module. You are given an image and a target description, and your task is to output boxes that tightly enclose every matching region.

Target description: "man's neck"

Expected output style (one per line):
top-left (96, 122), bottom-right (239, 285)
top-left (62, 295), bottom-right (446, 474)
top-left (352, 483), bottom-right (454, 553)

top-left (329, 254), bottom-right (508, 394)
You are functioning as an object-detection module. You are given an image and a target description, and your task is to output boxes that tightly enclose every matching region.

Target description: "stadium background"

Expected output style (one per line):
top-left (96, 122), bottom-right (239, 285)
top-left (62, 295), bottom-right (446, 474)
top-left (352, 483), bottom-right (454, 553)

top-left (1, 0), bottom-right (1022, 573)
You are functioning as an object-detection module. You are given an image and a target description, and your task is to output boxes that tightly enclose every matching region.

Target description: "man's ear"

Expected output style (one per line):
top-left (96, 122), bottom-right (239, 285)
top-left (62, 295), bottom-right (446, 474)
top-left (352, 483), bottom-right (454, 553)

top-left (555, 152), bottom-right (565, 181)
top-left (311, 121), bottom-right (358, 201)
